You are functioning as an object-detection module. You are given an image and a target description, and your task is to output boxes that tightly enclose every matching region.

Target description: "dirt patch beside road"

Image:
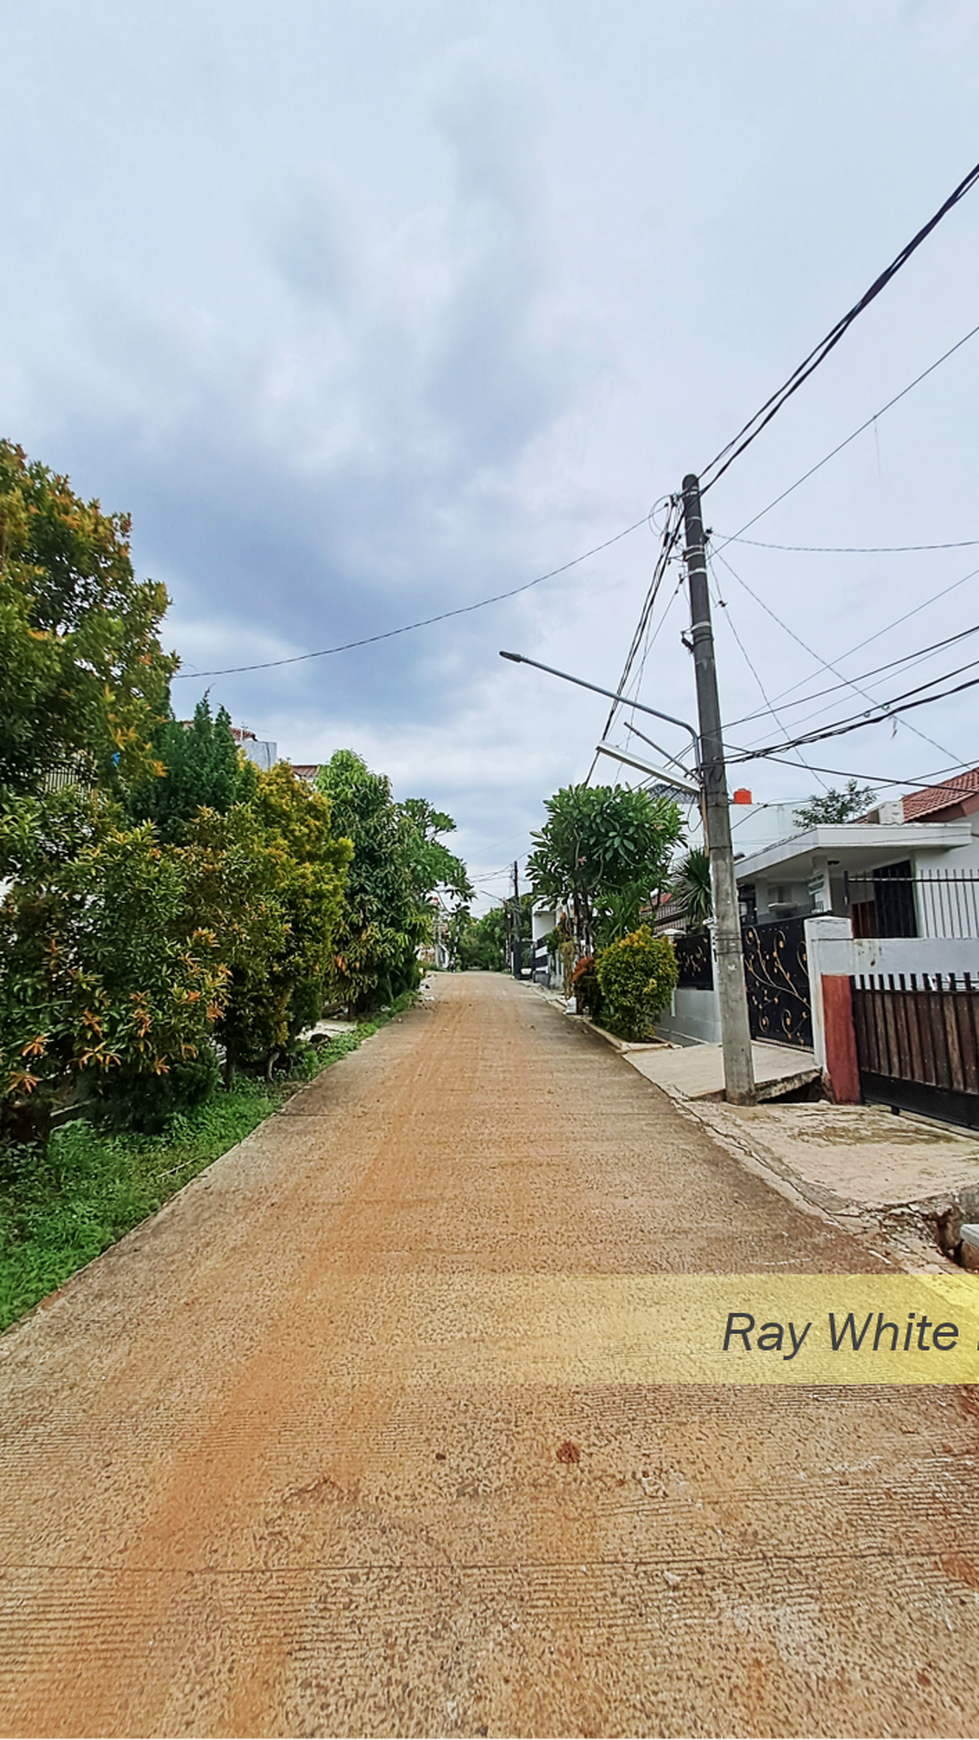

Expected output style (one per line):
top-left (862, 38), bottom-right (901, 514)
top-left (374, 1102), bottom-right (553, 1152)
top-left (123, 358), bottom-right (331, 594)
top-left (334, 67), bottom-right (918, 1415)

top-left (2, 973), bottom-right (979, 1736)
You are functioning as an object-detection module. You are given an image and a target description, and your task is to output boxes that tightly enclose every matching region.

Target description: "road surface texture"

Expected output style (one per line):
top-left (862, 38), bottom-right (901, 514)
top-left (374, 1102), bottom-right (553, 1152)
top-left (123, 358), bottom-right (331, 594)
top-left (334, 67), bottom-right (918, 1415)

top-left (2, 972), bottom-right (979, 1738)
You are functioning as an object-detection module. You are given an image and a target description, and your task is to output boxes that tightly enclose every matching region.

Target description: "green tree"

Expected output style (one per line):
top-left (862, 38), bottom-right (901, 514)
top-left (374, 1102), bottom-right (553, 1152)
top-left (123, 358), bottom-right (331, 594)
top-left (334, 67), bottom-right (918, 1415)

top-left (0, 440), bottom-right (176, 800)
top-left (316, 750), bottom-right (427, 1013)
top-left (454, 905), bottom-right (508, 971)
top-left (526, 784), bottom-right (683, 957)
top-left (127, 696), bottom-right (256, 842)
top-left (0, 789), bottom-right (230, 1135)
top-left (0, 745), bottom-right (350, 1130)
top-left (0, 446), bottom-right (353, 1133)
top-left (793, 781), bottom-right (876, 828)
top-left (180, 764), bottom-right (351, 1078)
top-left (400, 797), bottom-right (474, 907)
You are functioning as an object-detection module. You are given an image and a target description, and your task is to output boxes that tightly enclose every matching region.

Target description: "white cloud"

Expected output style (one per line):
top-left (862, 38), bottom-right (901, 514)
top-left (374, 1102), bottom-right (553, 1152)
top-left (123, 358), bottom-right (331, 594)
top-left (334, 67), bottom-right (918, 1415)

top-left (2, 0), bottom-right (978, 891)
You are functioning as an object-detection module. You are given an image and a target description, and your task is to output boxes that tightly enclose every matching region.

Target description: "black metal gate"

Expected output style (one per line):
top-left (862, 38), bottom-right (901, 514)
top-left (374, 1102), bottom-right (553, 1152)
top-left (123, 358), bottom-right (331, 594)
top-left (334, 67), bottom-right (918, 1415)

top-left (740, 916), bottom-right (812, 1048)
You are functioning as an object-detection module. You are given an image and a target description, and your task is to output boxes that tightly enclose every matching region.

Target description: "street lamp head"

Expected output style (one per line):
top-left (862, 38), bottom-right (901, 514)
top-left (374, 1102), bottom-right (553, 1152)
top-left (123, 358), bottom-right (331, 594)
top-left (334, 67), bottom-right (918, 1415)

top-left (499, 650), bottom-right (523, 663)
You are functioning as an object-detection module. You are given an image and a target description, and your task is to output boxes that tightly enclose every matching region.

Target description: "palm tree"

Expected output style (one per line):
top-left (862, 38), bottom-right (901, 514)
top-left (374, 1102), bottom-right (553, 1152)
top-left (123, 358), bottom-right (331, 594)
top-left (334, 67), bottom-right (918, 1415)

top-left (674, 847), bottom-right (712, 932)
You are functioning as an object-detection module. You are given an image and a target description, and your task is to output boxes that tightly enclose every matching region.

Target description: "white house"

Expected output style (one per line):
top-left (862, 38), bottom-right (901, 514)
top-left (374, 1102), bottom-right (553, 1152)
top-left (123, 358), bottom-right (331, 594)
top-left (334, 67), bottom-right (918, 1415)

top-left (733, 768), bottom-right (979, 939)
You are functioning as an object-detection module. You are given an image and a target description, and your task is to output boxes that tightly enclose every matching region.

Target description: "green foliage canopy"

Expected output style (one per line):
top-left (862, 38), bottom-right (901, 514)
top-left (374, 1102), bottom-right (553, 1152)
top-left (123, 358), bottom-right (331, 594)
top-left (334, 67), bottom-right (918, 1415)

top-left (673, 846), bottom-right (713, 932)
top-left (527, 783), bottom-right (683, 955)
top-left (0, 789), bottom-right (230, 1133)
top-left (178, 762), bottom-right (351, 1075)
top-left (793, 780), bottom-right (877, 828)
top-left (0, 440), bottom-right (176, 799)
top-left (127, 697), bottom-right (256, 842)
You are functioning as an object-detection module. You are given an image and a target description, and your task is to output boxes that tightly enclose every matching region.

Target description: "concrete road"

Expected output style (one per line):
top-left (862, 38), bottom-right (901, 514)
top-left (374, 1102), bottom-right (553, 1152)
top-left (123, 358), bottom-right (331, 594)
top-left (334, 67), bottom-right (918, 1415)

top-left (2, 973), bottom-right (978, 1737)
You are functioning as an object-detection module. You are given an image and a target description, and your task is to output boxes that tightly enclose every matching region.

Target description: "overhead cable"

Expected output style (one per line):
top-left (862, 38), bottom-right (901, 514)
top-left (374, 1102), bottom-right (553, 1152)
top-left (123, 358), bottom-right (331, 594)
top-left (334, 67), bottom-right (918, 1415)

top-left (725, 619), bottom-right (979, 732)
top-left (725, 667), bottom-right (979, 763)
top-left (585, 500), bottom-right (683, 783)
top-left (706, 552), bottom-right (829, 790)
top-left (717, 533), bottom-right (979, 555)
top-left (699, 161), bottom-right (979, 492)
top-left (709, 320), bottom-right (979, 551)
top-left (711, 545), bottom-right (957, 763)
top-left (721, 750), bottom-right (979, 790)
top-left (172, 515), bottom-right (650, 681)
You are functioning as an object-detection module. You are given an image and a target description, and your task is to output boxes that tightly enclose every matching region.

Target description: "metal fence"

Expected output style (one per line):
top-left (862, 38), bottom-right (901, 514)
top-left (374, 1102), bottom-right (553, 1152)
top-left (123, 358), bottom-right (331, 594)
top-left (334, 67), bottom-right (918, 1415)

top-left (851, 970), bottom-right (979, 1127)
top-left (844, 869), bottom-right (979, 940)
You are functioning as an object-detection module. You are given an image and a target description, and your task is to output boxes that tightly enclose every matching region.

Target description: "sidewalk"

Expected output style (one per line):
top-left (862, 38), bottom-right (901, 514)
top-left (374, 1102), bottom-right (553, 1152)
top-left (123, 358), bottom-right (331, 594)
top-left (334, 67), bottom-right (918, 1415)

top-left (625, 1038), bottom-right (819, 1102)
top-left (544, 986), bottom-right (979, 1257)
top-left (685, 1094), bottom-right (979, 1258)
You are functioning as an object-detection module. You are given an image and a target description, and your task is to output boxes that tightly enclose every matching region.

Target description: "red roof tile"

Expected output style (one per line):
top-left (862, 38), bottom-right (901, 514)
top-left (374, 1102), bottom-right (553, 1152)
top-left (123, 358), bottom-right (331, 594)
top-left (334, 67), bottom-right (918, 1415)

top-left (902, 765), bottom-right (979, 821)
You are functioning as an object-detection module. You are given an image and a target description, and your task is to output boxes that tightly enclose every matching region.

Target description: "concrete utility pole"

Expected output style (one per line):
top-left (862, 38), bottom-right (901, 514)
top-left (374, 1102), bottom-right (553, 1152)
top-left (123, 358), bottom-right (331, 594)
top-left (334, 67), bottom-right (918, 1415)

top-left (511, 861), bottom-right (523, 979)
top-left (681, 474), bottom-right (756, 1105)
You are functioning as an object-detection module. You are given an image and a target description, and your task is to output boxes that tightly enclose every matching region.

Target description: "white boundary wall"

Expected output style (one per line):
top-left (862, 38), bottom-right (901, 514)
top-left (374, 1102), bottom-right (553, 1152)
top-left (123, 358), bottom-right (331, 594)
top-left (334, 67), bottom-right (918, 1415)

top-left (804, 916), bottom-right (979, 1071)
top-left (656, 984), bottom-right (723, 1046)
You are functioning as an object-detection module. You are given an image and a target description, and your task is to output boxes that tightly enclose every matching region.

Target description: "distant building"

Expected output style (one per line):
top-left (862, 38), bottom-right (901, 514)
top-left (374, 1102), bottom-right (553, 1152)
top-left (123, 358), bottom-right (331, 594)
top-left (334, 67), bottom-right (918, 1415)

top-left (289, 764), bottom-right (320, 785)
top-left (229, 727), bottom-right (277, 772)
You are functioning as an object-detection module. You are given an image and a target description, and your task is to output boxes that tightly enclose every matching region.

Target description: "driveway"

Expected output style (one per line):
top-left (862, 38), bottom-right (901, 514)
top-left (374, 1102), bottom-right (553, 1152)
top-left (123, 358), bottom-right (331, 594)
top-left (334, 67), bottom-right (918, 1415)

top-left (1, 972), bottom-right (978, 1736)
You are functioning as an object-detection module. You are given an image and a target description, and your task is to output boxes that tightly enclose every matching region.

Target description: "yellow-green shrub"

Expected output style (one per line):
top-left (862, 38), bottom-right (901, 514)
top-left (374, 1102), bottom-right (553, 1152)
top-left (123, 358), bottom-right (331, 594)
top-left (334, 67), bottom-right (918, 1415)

top-left (594, 926), bottom-right (677, 1042)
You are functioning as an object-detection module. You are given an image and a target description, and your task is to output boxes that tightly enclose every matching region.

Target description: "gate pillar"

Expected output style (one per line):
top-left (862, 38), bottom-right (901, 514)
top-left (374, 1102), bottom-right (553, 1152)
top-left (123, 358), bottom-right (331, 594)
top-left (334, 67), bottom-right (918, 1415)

top-left (804, 916), bottom-right (860, 1103)
top-left (820, 975), bottom-right (860, 1103)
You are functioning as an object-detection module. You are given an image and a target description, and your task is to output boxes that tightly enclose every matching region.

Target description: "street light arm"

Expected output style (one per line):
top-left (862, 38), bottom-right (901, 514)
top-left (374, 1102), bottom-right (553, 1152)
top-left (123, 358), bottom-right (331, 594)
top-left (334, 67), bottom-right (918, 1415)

top-left (593, 742), bottom-right (700, 798)
top-left (499, 650), bottom-right (702, 769)
top-left (621, 720), bottom-right (695, 779)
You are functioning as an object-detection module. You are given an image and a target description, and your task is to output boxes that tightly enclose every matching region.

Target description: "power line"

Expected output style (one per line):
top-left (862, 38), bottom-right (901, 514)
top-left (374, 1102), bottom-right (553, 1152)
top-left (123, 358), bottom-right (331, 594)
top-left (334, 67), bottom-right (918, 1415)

top-left (721, 749), bottom-right (979, 791)
top-left (706, 552), bottom-right (829, 791)
top-left (600, 504), bottom-right (682, 731)
top-left (722, 559), bottom-right (979, 735)
top-left (716, 533), bottom-right (979, 555)
top-left (172, 515), bottom-right (651, 681)
top-left (710, 319), bottom-right (979, 552)
top-left (585, 501), bottom-right (683, 783)
top-left (711, 544), bottom-right (957, 764)
top-left (700, 160), bottom-right (979, 491)
top-left (604, 321), bottom-right (979, 797)
top-left (725, 619), bottom-right (979, 732)
top-left (726, 666), bottom-right (979, 763)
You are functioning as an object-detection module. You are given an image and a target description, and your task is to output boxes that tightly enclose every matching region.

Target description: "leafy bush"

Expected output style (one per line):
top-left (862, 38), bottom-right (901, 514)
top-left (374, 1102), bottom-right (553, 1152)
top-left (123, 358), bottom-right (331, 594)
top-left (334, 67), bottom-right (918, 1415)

top-left (594, 926), bottom-right (677, 1041)
top-left (0, 792), bottom-right (231, 1139)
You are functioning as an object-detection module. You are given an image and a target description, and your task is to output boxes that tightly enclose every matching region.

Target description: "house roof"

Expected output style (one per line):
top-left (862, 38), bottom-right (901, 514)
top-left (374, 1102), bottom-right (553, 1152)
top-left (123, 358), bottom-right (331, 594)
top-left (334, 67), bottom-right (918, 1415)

top-left (733, 820), bottom-right (972, 883)
top-left (902, 765), bottom-right (979, 822)
top-left (290, 764), bottom-right (319, 781)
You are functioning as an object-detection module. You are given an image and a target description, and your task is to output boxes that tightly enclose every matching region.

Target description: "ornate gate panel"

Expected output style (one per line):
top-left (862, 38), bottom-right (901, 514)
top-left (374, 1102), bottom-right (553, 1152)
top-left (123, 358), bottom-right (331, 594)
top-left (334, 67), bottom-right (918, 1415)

top-left (740, 916), bottom-right (812, 1048)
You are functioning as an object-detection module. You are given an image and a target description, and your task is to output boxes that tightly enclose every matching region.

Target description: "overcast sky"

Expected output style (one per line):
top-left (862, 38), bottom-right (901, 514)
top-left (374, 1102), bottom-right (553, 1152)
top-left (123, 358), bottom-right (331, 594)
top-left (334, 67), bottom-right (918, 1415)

top-left (3, 0), bottom-right (978, 904)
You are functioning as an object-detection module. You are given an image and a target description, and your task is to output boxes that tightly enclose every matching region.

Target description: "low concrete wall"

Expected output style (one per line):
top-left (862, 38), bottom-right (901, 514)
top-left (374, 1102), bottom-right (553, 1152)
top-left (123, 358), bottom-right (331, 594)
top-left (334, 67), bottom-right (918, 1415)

top-left (656, 985), bottom-right (723, 1047)
top-left (806, 922), bottom-right (979, 986)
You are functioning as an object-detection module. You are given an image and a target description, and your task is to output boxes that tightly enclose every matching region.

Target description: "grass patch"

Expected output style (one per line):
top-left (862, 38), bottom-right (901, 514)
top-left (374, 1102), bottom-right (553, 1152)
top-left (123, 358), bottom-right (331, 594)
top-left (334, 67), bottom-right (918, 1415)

top-left (0, 990), bottom-right (416, 1333)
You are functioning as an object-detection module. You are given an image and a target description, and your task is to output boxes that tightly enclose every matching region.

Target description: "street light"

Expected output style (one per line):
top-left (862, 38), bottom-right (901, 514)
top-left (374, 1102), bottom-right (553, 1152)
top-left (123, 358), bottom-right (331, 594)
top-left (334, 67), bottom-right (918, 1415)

top-left (499, 651), bottom-right (702, 773)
